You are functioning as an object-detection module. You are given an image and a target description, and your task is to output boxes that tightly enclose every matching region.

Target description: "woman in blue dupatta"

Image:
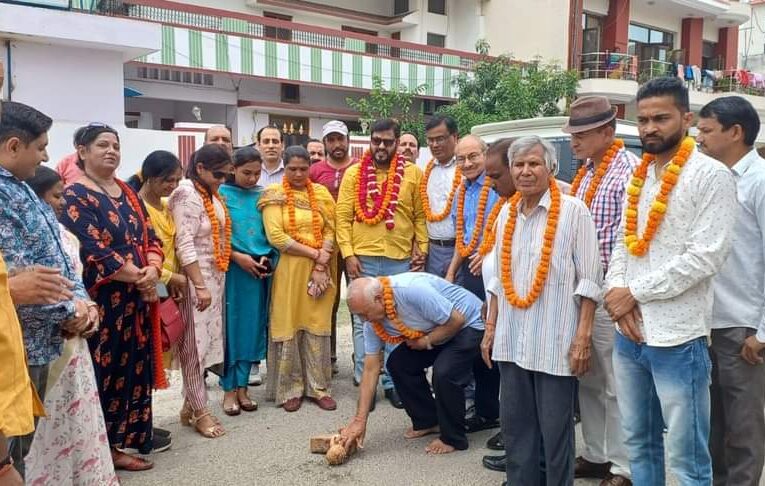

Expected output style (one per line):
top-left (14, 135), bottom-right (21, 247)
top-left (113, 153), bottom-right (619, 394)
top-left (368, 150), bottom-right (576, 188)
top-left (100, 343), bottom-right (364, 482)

top-left (219, 147), bottom-right (277, 415)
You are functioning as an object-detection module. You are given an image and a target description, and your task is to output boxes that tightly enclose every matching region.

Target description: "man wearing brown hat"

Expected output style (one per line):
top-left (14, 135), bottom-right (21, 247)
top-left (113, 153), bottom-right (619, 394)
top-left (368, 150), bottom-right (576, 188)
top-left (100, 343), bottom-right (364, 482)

top-left (562, 96), bottom-right (639, 486)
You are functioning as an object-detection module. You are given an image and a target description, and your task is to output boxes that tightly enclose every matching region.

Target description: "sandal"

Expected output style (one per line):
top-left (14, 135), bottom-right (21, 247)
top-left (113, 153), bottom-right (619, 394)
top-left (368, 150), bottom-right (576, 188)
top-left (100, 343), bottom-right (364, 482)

top-left (237, 389), bottom-right (258, 412)
top-left (223, 392), bottom-right (241, 416)
top-left (179, 400), bottom-right (192, 426)
top-left (283, 397), bottom-right (302, 412)
top-left (112, 451), bottom-right (153, 471)
top-left (190, 408), bottom-right (226, 438)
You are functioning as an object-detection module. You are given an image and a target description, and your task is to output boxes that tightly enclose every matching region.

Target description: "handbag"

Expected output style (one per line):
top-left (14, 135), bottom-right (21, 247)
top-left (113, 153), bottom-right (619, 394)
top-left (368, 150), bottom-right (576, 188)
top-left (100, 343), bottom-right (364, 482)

top-left (159, 297), bottom-right (184, 351)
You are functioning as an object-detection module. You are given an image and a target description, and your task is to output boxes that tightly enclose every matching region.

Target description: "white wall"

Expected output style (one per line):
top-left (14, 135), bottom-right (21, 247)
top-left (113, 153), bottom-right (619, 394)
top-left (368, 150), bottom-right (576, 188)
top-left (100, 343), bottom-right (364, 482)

top-left (484, 0), bottom-right (569, 62)
top-left (702, 19), bottom-right (719, 43)
top-left (583, 0), bottom-right (609, 17)
top-left (629, 1), bottom-right (681, 49)
top-left (740, 4), bottom-right (765, 70)
top-left (45, 120), bottom-right (205, 178)
top-left (8, 42), bottom-right (126, 125)
top-left (446, 0), bottom-right (480, 52)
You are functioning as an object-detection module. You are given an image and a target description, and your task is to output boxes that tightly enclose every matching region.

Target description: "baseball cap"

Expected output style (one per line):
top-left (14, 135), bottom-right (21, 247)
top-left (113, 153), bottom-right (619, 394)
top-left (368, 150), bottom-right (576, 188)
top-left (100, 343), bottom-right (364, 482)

top-left (322, 120), bottom-right (348, 138)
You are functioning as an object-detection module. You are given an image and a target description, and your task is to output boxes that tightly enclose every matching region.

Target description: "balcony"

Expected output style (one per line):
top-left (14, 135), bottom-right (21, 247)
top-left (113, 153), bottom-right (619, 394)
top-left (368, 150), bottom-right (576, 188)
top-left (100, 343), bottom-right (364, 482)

top-left (576, 52), bottom-right (640, 103)
top-left (70, 0), bottom-right (480, 99)
top-left (636, 58), bottom-right (765, 115)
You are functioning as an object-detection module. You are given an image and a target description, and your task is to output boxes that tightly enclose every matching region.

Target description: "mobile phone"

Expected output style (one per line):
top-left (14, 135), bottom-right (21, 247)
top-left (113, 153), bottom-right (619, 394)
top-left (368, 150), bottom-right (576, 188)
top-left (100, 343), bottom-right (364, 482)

top-left (156, 282), bottom-right (170, 299)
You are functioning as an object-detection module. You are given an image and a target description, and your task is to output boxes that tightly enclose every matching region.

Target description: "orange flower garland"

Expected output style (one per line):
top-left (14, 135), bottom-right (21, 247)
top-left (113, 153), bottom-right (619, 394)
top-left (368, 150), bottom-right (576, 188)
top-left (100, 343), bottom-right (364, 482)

top-left (283, 178), bottom-right (323, 250)
top-left (455, 176), bottom-right (494, 258)
top-left (370, 276), bottom-right (426, 345)
top-left (500, 177), bottom-right (561, 308)
top-left (354, 150), bottom-right (405, 228)
top-left (477, 197), bottom-right (508, 257)
top-left (193, 180), bottom-right (232, 272)
top-left (569, 138), bottom-right (624, 208)
top-left (420, 159), bottom-right (462, 222)
top-left (623, 136), bottom-right (694, 257)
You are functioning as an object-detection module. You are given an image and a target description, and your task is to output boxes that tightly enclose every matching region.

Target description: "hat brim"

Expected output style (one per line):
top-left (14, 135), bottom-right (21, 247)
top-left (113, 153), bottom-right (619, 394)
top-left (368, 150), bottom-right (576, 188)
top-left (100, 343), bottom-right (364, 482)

top-left (562, 107), bottom-right (617, 134)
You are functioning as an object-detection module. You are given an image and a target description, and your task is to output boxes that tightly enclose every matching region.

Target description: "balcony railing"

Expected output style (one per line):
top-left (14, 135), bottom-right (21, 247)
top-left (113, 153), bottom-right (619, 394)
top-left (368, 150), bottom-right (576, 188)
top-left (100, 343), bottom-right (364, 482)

top-left (578, 52), bottom-right (638, 81)
top-left (69, 0), bottom-right (482, 70)
top-left (636, 59), bottom-right (765, 97)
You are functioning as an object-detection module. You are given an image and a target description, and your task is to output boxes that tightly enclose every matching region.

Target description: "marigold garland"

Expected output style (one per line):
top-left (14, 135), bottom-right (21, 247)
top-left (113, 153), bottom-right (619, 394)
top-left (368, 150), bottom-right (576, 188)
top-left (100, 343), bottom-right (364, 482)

top-left (193, 180), bottom-right (232, 272)
top-left (354, 150), bottom-right (405, 230)
top-left (456, 176), bottom-right (494, 258)
top-left (370, 276), bottom-right (426, 345)
top-left (420, 158), bottom-right (462, 222)
top-left (283, 178), bottom-right (323, 249)
top-left (500, 177), bottom-right (561, 308)
top-left (570, 138), bottom-right (624, 208)
top-left (477, 196), bottom-right (509, 257)
top-left (116, 179), bottom-right (169, 390)
top-left (623, 136), bottom-right (694, 257)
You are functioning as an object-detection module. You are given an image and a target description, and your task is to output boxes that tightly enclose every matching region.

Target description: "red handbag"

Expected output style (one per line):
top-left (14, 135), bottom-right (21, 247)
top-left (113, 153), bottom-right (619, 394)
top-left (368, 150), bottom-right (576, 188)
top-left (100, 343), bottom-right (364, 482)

top-left (158, 297), bottom-right (184, 351)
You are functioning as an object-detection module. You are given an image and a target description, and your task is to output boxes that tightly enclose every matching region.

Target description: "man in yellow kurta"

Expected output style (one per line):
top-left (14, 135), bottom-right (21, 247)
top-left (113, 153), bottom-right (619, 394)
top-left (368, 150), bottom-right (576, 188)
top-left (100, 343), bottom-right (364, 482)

top-left (1, 252), bottom-right (64, 480)
top-left (335, 118), bottom-right (428, 409)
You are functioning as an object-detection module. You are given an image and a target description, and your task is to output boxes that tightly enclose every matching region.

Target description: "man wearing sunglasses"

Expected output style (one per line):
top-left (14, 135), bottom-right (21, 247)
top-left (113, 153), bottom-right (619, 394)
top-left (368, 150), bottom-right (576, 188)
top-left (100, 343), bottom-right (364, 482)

top-left (336, 118), bottom-right (428, 409)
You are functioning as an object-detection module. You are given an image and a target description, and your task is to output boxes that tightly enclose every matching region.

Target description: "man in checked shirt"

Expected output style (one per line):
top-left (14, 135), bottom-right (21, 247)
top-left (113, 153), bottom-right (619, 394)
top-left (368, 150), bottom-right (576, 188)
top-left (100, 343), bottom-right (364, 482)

top-left (562, 96), bottom-right (639, 486)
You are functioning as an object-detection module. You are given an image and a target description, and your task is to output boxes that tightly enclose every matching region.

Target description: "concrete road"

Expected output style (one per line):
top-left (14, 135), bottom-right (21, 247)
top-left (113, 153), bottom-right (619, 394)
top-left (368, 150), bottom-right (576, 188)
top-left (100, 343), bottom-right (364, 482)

top-left (120, 302), bottom-right (671, 486)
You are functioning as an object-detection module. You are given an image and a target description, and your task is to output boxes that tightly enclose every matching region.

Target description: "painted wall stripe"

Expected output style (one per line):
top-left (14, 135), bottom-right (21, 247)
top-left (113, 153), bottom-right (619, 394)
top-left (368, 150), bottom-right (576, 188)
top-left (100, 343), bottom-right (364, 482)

top-left (264, 40), bottom-right (278, 77)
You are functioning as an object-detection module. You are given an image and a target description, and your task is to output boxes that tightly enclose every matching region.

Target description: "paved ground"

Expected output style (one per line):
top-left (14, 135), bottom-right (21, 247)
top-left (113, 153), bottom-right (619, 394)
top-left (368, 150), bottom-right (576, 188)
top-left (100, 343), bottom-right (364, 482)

top-left (119, 302), bottom-right (668, 486)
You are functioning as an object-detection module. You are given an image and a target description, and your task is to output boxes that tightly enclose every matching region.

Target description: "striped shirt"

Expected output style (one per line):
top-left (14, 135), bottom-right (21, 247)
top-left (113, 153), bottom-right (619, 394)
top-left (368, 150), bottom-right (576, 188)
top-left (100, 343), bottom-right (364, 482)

top-left (606, 148), bottom-right (737, 346)
top-left (487, 191), bottom-right (603, 376)
top-left (572, 147), bottom-right (639, 273)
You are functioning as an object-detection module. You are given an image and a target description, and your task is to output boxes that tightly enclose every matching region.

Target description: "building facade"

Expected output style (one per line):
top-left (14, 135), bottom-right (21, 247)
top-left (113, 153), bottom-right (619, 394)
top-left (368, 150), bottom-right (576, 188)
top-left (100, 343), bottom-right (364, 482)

top-left (0, 0), bottom-right (760, 173)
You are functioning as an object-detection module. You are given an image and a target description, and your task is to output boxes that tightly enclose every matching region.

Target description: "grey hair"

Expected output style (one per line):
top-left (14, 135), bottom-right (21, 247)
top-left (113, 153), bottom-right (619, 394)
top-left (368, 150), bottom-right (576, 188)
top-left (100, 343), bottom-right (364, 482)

top-left (457, 134), bottom-right (488, 153)
top-left (346, 277), bottom-right (382, 308)
top-left (507, 135), bottom-right (559, 175)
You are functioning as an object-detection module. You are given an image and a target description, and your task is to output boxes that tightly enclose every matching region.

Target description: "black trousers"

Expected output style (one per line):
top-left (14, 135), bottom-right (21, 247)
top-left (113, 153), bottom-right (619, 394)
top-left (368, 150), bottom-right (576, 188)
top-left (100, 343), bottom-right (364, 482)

top-left (456, 259), bottom-right (500, 421)
top-left (387, 326), bottom-right (484, 450)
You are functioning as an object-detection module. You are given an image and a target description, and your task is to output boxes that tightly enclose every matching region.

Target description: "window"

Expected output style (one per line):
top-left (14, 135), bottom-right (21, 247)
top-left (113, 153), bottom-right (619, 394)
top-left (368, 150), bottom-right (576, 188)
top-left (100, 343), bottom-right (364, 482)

top-left (428, 0), bottom-right (446, 15)
top-left (264, 11), bottom-right (292, 41)
top-left (427, 33), bottom-right (446, 48)
top-left (391, 32), bottom-right (401, 59)
top-left (394, 0), bottom-right (409, 15)
top-left (342, 25), bottom-right (379, 55)
top-left (702, 41), bottom-right (719, 70)
top-left (281, 83), bottom-right (300, 103)
top-left (628, 23), bottom-right (674, 78)
top-left (203, 74), bottom-right (214, 86)
top-left (423, 99), bottom-right (450, 115)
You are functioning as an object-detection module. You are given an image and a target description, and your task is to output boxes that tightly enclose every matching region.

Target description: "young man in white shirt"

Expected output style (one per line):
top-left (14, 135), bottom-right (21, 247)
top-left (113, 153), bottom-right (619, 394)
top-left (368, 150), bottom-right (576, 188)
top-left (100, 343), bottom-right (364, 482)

top-left (697, 95), bottom-right (765, 486)
top-left (605, 77), bottom-right (737, 485)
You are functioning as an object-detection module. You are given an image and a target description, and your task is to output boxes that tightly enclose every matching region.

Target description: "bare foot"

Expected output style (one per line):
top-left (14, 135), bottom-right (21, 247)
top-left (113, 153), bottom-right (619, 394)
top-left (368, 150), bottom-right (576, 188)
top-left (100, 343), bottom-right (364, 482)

top-left (404, 425), bottom-right (439, 439)
top-left (425, 438), bottom-right (456, 455)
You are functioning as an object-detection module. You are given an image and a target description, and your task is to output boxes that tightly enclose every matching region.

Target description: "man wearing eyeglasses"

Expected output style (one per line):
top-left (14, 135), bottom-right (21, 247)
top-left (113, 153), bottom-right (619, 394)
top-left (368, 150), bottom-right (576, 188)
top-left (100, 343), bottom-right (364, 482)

top-left (336, 118), bottom-right (428, 409)
top-left (421, 115), bottom-right (460, 278)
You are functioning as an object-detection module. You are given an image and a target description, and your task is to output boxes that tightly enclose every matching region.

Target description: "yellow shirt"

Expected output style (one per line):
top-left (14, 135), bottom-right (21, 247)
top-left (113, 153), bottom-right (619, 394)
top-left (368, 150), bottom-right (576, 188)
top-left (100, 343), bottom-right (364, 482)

top-left (336, 161), bottom-right (428, 260)
top-left (0, 252), bottom-right (44, 436)
top-left (145, 200), bottom-right (178, 285)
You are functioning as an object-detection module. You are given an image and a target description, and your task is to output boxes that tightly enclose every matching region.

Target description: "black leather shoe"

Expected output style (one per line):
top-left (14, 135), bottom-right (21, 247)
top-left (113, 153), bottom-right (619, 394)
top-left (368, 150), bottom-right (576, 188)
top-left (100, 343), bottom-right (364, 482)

top-left (486, 431), bottom-right (504, 450)
top-left (384, 388), bottom-right (404, 409)
top-left (466, 415), bottom-right (500, 433)
top-left (482, 454), bottom-right (506, 472)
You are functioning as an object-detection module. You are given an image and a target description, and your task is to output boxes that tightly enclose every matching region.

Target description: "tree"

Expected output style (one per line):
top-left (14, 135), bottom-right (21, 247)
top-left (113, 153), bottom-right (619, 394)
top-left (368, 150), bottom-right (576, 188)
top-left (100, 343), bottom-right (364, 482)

top-left (439, 40), bottom-right (579, 136)
top-left (346, 76), bottom-right (426, 139)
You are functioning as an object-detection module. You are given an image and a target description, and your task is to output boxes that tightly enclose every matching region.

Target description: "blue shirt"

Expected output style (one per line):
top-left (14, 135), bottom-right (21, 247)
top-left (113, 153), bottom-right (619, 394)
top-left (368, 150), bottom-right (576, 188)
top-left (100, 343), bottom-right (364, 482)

top-left (363, 272), bottom-right (484, 354)
top-left (712, 149), bottom-right (765, 340)
top-left (450, 173), bottom-right (501, 247)
top-left (0, 165), bottom-right (87, 365)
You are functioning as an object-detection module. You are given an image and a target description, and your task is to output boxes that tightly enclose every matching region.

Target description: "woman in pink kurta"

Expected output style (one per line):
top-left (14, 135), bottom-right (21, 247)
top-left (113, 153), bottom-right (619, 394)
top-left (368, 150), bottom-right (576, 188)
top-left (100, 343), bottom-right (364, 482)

top-left (168, 144), bottom-right (233, 439)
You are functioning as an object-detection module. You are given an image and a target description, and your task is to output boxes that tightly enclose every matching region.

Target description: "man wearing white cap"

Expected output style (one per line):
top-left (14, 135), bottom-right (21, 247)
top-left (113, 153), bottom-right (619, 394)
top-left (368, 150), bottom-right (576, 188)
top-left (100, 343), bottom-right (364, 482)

top-left (310, 120), bottom-right (358, 373)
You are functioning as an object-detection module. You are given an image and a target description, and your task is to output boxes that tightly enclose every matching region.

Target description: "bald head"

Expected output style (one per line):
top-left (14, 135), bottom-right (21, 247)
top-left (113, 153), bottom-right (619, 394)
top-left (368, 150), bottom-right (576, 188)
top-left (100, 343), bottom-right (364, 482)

top-left (347, 277), bottom-right (385, 321)
top-left (455, 134), bottom-right (488, 181)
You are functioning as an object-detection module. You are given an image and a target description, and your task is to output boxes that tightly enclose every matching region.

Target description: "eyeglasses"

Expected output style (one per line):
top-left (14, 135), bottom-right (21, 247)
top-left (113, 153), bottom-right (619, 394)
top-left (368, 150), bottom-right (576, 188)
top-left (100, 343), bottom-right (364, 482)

top-left (426, 135), bottom-right (451, 146)
top-left (456, 152), bottom-right (484, 165)
top-left (211, 170), bottom-right (233, 180)
top-left (371, 137), bottom-right (396, 147)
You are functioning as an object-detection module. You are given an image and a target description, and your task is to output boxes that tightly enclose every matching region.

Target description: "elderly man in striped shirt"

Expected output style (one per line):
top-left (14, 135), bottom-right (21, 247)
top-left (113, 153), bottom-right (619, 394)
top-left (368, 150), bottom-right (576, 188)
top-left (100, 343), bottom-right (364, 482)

top-left (484, 136), bottom-right (603, 486)
top-left (563, 96), bottom-right (639, 486)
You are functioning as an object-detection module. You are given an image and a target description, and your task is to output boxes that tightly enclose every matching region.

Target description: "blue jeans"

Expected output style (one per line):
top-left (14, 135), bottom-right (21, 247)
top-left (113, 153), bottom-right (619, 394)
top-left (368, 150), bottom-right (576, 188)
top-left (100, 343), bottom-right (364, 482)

top-left (613, 333), bottom-right (712, 486)
top-left (351, 256), bottom-right (411, 390)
